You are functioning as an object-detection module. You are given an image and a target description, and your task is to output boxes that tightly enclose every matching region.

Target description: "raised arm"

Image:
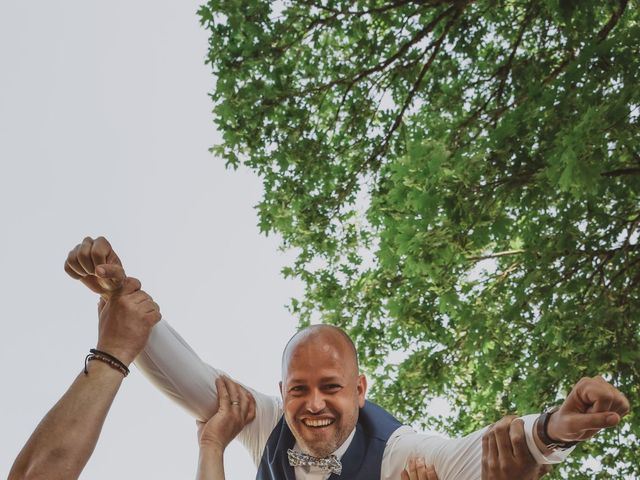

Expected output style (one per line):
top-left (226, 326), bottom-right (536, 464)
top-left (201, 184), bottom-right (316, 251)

top-left (63, 236), bottom-right (282, 465)
top-left (385, 376), bottom-right (629, 480)
top-left (9, 272), bottom-right (161, 480)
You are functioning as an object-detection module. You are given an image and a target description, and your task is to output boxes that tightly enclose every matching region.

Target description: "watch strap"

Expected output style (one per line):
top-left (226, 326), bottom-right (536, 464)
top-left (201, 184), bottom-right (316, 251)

top-left (537, 407), bottom-right (580, 450)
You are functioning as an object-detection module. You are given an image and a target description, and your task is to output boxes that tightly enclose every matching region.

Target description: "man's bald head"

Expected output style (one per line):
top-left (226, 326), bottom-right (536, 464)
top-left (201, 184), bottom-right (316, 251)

top-left (281, 324), bottom-right (359, 381)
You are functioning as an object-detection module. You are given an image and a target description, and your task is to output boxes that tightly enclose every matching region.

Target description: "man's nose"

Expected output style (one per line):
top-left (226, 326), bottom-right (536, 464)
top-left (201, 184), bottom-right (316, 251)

top-left (306, 390), bottom-right (326, 413)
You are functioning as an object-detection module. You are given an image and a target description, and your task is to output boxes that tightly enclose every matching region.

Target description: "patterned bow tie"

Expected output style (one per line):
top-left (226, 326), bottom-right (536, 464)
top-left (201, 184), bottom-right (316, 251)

top-left (287, 449), bottom-right (342, 475)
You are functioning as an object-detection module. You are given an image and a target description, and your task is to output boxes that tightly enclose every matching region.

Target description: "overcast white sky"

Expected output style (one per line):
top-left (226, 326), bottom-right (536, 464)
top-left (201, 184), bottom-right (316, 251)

top-left (0, 2), bottom-right (302, 478)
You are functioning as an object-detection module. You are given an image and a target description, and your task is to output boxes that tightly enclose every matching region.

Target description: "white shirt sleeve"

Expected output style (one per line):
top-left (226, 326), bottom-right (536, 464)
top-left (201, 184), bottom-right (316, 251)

top-left (381, 415), bottom-right (573, 480)
top-left (134, 319), bottom-right (283, 465)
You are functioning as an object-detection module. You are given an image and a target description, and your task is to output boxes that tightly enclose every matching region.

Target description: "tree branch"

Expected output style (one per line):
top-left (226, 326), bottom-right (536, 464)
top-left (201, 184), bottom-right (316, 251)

top-left (303, 4), bottom-right (459, 96)
top-left (331, 5), bottom-right (465, 212)
top-left (597, 0), bottom-right (629, 42)
top-left (301, 0), bottom-right (432, 17)
top-left (494, 2), bottom-right (536, 108)
top-left (601, 167), bottom-right (640, 177)
top-left (467, 249), bottom-right (526, 261)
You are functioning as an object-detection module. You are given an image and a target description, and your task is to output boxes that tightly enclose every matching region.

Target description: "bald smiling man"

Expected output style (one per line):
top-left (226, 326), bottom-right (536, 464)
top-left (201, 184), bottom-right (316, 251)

top-left (280, 326), bottom-right (365, 458)
top-left (65, 237), bottom-right (630, 480)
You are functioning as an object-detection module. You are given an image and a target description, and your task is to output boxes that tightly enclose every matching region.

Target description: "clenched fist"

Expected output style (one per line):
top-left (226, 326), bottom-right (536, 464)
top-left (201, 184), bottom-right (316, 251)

top-left (64, 236), bottom-right (124, 297)
top-left (546, 376), bottom-right (630, 443)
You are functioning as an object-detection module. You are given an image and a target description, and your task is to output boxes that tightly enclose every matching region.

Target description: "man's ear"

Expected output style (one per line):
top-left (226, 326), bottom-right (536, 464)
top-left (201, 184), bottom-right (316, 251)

top-left (279, 381), bottom-right (284, 400)
top-left (357, 374), bottom-right (367, 408)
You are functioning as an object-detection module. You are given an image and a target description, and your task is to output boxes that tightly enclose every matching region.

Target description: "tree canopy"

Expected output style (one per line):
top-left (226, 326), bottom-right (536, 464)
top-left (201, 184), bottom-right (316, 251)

top-left (198, 1), bottom-right (639, 477)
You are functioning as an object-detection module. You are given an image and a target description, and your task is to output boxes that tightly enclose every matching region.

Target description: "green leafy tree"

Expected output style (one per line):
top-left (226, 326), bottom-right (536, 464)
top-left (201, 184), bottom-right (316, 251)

top-left (198, 1), bottom-right (639, 477)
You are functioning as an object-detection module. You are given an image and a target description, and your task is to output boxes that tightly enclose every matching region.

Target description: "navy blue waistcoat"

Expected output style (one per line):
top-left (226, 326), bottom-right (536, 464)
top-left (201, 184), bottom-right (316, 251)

top-left (256, 401), bottom-right (402, 480)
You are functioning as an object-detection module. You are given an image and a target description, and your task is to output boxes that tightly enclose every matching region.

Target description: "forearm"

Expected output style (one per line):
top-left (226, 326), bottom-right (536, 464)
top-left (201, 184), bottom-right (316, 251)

top-left (135, 319), bottom-right (224, 421)
top-left (196, 446), bottom-right (226, 480)
top-left (9, 361), bottom-right (123, 480)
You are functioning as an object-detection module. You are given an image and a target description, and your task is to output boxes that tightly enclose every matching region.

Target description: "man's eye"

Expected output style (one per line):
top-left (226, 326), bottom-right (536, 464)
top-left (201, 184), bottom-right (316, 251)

top-left (324, 384), bottom-right (342, 391)
top-left (290, 385), bottom-right (306, 392)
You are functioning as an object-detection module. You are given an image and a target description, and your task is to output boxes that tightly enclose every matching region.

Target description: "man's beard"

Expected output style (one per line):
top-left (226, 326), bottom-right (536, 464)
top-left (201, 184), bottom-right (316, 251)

top-left (290, 414), bottom-right (351, 458)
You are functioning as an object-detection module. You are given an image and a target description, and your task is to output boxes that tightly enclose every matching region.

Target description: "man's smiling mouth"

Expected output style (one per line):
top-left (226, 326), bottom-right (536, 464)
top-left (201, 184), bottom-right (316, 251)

top-left (302, 418), bottom-right (335, 428)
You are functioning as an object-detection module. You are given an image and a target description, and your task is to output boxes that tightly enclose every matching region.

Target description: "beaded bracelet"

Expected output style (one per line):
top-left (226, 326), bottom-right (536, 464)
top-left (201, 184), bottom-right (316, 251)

top-left (84, 348), bottom-right (130, 377)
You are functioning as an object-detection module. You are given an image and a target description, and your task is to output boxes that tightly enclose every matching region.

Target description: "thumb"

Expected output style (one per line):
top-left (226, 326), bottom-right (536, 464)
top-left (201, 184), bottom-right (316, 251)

top-left (564, 411), bottom-right (621, 434)
top-left (95, 264), bottom-right (126, 291)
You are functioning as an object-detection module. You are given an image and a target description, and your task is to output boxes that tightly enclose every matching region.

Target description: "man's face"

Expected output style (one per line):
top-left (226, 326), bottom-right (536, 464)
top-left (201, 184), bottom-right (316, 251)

top-left (280, 333), bottom-right (366, 458)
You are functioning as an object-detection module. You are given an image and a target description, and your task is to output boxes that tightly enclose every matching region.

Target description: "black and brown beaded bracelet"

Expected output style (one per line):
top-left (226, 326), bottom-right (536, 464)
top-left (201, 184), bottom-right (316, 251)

top-left (84, 348), bottom-right (130, 377)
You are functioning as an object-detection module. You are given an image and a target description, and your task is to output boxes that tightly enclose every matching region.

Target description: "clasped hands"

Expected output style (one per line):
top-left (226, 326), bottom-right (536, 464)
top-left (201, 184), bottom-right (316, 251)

top-left (65, 236), bottom-right (161, 365)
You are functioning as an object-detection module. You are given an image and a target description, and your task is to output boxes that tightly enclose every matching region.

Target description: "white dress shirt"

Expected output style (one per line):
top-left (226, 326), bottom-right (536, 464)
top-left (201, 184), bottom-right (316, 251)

top-left (135, 320), bottom-right (572, 480)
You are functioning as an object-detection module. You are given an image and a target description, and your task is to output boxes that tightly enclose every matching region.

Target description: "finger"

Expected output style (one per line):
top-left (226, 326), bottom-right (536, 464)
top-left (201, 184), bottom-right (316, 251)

top-left (509, 419), bottom-right (530, 461)
top-left (225, 376), bottom-right (247, 418)
top-left (119, 276), bottom-right (141, 295)
top-left (65, 245), bottom-right (87, 277)
top-left (246, 389), bottom-right (256, 423)
top-left (140, 300), bottom-right (160, 314)
top-left (590, 382), bottom-right (614, 414)
top-left (414, 458), bottom-right (428, 480)
top-left (482, 431), bottom-right (490, 475)
top-left (238, 384), bottom-right (253, 421)
top-left (95, 263), bottom-right (126, 283)
top-left (611, 390), bottom-right (631, 417)
top-left (129, 291), bottom-right (151, 306)
top-left (77, 237), bottom-right (96, 274)
top-left (64, 256), bottom-right (82, 279)
top-left (107, 248), bottom-right (121, 266)
top-left (581, 376), bottom-right (615, 408)
top-left (493, 418), bottom-right (515, 460)
top-left (425, 464), bottom-right (439, 480)
top-left (616, 396), bottom-right (631, 417)
top-left (132, 293), bottom-right (160, 315)
top-left (143, 309), bottom-right (162, 324)
top-left (66, 244), bottom-right (107, 294)
top-left (406, 458), bottom-right (417, 480)
top-left (90, 236), bottom-right (114, 270)
top-left (215, 376), bottom-right (231, 410)
top-left (223, 376), bottom-right (242, 413)
top-left (564, 411), bottom-right (621, 434)
top-left (488, 430), bottom-right (498, 471)
top-left (401, 470), bottom-right (410, 480)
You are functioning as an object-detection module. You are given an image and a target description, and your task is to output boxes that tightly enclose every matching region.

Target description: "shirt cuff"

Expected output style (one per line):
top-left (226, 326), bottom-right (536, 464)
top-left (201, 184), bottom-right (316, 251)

top-left (521, 414), bottom-right (575, 464)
